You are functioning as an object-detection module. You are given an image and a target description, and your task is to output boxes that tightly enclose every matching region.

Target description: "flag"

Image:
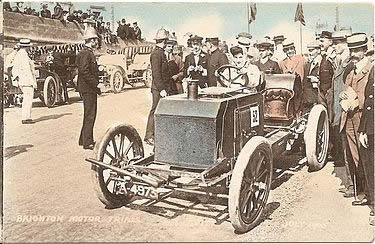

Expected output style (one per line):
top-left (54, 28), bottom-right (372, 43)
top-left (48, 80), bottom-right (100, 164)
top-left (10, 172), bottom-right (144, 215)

top-left (294, 3), bottom-right (305, 26)
top-left (248, 3), bottom-right (257, 24)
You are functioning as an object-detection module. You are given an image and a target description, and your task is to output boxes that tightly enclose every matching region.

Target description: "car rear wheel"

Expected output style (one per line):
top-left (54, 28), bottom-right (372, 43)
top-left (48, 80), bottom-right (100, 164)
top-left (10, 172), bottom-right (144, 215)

top-left (229, 136), bottom-right (273, 233)
top-left (304, 104), bottom-right (329, 172)
top-left (91, 123), bottom-right (144, 208)
top-left (110, 70), bottom-right (124, 93)
top-left (43, 76), bottom-right (57, 108)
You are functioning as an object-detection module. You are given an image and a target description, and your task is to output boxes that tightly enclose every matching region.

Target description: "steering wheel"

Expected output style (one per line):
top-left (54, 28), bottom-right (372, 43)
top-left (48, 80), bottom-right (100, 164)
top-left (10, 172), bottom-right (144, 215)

top-left (216, 64), bottom-right (249, 88)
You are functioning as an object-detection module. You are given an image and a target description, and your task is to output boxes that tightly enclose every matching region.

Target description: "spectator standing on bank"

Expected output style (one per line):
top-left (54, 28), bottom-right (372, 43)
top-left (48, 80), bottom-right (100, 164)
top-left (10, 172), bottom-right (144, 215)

top-left (76, 28), bottom-right (101, 150)
top-left (40, 3), bottom-right (51, 18)
top-left (133, 22), bottom-right (142, 41)
top-left (52, 2), bottom-right (64, 21)
top-left (12, 39), bottom-right (37, 124)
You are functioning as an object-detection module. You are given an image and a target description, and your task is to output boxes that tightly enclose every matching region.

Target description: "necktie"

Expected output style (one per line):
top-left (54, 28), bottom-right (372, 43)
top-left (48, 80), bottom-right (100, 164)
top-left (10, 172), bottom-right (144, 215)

top-left (354, 66), bottom-right (358, 75)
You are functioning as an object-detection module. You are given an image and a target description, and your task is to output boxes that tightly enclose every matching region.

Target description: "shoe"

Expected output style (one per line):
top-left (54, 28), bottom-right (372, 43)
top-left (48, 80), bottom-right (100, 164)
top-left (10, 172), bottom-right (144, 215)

top-left (22, 119), bottom-right (35, 124)
top-left (83, 141), bottom-right (96, 150)
top-left (352, 198), bottom-right (369, 206)
top-left (339, 185), bottom-right (353, 194)
top-left (343, 190), bottom-right (355, 198)
top-left (144, 138), bottom-right (154, 146)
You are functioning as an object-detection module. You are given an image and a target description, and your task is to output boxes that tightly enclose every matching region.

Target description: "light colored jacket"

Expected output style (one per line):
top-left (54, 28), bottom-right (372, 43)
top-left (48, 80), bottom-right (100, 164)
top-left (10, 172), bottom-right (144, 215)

top-left (12, 49), bottom-right (37, 88)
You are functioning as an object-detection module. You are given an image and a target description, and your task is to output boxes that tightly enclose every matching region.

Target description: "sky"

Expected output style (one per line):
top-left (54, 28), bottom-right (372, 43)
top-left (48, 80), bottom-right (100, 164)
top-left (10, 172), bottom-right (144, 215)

top-left (18, 1), bottom-right (375, 53)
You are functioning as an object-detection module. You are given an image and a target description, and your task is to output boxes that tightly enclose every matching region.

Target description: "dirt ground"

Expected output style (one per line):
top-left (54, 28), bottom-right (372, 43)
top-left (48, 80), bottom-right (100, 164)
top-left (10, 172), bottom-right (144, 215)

top-left (2, 87), bottom-right (374, 242)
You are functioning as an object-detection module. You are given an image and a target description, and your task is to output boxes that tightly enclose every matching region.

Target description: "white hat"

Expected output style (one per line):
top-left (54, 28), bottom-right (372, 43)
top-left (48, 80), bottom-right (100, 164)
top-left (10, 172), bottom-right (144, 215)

top-left (83, 27), bottom-right (98, 40)
top-left (347, 33), bottom-right (368, 49)
top-left (18, 39), bottom-right (32, 47)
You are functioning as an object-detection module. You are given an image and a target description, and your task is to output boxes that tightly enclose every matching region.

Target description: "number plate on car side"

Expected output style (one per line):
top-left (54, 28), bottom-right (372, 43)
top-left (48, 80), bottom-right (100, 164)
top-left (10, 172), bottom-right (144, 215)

top-left (127, 183), bottom-right (159, 200)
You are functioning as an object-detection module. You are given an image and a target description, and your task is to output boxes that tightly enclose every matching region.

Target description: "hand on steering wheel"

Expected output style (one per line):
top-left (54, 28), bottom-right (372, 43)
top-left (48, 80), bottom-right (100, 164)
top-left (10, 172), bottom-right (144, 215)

top-left (216, 64), bottom-right (249, 87)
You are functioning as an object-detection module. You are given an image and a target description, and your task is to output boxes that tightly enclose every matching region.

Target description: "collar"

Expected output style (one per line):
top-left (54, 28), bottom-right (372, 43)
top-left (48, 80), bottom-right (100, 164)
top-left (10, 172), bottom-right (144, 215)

top-left (260, 57), bottom-right (269, 64)
top-left (312, 55), bottom-right (322, 65)
top-left (355, 57), bottom-right (369, 73)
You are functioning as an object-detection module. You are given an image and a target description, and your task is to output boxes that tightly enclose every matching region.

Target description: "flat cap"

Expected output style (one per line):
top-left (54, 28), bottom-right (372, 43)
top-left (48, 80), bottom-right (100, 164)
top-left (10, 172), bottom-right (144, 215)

top-left (307, 40), bottom-right (321, 49)
top-left (256, 38), bottom-right (272, 49)
top-left (189, 35), bottom-right (203, 43)
top-left (347, 33), bottom-right (368, 49)
top-left (320, 31), bottom-right (332, 39)
top-left (206, 37), bottom-right (219, 43)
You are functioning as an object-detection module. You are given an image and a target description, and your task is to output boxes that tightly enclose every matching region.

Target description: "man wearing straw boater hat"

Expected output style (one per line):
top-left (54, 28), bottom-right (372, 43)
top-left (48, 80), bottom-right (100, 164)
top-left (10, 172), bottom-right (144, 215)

top-left (12, 39), bottom-right (37, 124)
top-left (272, 35), bottom-right (287, 62)
top-left (76, 27), bottom-right (101, 150)
top-left (339, 33), bottom-right (374, 206)
top-left (144, 27), bottom-right (169, 146)
top-left (330, 29), bottom-right (355, 197)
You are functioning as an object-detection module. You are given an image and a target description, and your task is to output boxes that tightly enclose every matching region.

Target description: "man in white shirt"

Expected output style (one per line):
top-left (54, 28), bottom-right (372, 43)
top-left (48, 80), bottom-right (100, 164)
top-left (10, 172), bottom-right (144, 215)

top-left (12, 39), bottom-right (37, 124)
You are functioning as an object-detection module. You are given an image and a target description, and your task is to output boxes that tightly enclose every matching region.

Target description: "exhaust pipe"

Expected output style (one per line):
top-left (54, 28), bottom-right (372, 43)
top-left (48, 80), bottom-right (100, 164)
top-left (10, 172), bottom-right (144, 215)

top-left (86, 158), bottom-right (163, 188)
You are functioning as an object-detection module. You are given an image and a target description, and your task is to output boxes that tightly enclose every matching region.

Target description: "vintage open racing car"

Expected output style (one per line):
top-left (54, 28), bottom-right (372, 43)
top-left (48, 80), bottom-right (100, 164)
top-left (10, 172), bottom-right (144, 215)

top-left (86, 65), bottom-right (329, 233)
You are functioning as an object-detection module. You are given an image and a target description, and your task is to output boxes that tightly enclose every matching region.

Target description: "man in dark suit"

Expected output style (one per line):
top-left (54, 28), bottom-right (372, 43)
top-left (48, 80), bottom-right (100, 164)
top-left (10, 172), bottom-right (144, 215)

top-left (184, 35), bottom-right (208, 88)
top-left (206, 37), bottom-right (229, 87)
top-left (358, 66), bottom-right (374, 224)
top-left (144, 28), bottom-right (169, 145)
top-left (254, 39), bottom-right (281, 74)
top-left (76, 28), bottom-right (101, 150)
top-left (303, 40), bottom-right (322, 110)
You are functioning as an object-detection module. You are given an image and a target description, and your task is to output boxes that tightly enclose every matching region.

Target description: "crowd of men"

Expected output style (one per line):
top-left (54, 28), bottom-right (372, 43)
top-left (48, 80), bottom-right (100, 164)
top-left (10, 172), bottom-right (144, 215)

top-left (144, 27), bottom-right (374, 226)
top-left (4, 2), bottom-right (143, 45)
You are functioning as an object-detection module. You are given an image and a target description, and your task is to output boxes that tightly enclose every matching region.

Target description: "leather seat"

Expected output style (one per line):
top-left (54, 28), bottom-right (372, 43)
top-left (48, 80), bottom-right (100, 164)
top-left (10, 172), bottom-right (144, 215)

top-left (262, 88), bottom-right (295, 121)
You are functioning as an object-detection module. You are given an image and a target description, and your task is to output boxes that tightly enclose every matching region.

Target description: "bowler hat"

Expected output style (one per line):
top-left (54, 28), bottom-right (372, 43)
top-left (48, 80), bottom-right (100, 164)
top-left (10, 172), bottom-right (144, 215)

top-left (320, 31), bottom-right (332, 39)
top-left (332, 29), bottom-right (352, 41)
top-left (18, 39), bottom-right (32, 47)
top-left (273, 35), bottom-right (286, 42)
top-left (347, 33), bottom-right (368, 49)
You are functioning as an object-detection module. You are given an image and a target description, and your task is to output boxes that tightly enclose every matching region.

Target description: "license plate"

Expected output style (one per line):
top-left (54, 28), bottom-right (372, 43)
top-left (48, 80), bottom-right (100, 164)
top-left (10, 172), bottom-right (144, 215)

top-left (128, 183), bottom-right (159, 200)
top-left (250, 105), bottom-right (260, 127)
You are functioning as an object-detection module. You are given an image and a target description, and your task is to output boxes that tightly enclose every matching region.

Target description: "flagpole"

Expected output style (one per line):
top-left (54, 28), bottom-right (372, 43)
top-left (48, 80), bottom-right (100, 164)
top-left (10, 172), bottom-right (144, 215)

top-left (247, 2), bottom-right (250, 34)
top-left (300, 23), bottom-right (303, 54)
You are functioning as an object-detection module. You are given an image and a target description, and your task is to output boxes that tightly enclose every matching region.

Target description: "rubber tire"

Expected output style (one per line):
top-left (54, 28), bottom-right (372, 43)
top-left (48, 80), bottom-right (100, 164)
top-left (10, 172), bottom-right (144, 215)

top-left (110, 70), bottom-right (124, 93)
top-left (91, 123), bottom-right (144, 208)
top-left (304, 104), bottom-right (329, 172)
top-left (143, 66), bottom-right (152, 88)
top-left (229, 136), bottom-right (273, 233)
top-left (43, 76), bottom-right (57, 108)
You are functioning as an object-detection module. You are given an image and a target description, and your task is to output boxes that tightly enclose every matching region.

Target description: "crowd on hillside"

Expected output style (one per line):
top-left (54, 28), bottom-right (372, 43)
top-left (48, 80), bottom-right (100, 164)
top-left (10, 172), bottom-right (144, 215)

top-left (4, 2), bottom-right (143, 45)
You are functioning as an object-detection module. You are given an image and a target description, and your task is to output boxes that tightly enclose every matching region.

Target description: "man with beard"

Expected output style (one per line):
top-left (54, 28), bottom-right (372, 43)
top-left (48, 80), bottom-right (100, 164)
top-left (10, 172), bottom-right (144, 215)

top-left (76, 28), bottom-right (101, 150)
top-left (144, 28), bottom-right (169, 146)
top-left (254, 39), bottom-right (281, 74)
top-left (206, 37), bottom-right (229, 87)
top-left (184, 35), bottom-right (208, 88)
top-left (339, 33), bottom-right (373, 203)
top-left (330, 30), bottom-right (355, 197)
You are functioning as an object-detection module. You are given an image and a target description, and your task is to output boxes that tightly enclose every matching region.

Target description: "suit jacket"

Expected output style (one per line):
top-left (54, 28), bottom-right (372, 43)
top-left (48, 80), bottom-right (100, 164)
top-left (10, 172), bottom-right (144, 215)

top-left (331, 57), bottom-right (353, 126)
top-left (319, 54), bottom-right (334, 96)
top-left (340, 59), bottom-right (373, 132)
top-left (207, 48), bottom-right (229, 86)
top-left (76, 47), bottom-right (99, 94)
top-left (254, 59), bottom-right (281, 74)
top-left (279, 55), bottom-right (305, 85)
top-left (303, 57), bottom-right (321, 105)
top-left (358, 66), bottom-right (374, 135)
top-left (150, 46), bottom-right (169, 92)
top-left (184, 51), bottom-right (208, 87)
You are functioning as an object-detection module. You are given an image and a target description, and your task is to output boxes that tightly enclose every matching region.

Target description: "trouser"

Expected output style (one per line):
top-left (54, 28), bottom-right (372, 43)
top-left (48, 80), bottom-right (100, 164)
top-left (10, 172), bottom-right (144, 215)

top-left (79, 93), bottom-right (97, 146)
top-left (57, 72), bottom-right (69, 103)
top-left (20, 85), bottom-right (34, 120)
top-left (361, 134), bottom-right (374, 210)
top-left (345, 116), bottom-right (367, 195)
top-left (145, 90), bottom-right (161, 140)
top-left (331, 125), bottom-right (346, 165)
top-left (341, 132), bottom-right (354, 188)
top-left (176, 82), bottom-right (184, 94)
